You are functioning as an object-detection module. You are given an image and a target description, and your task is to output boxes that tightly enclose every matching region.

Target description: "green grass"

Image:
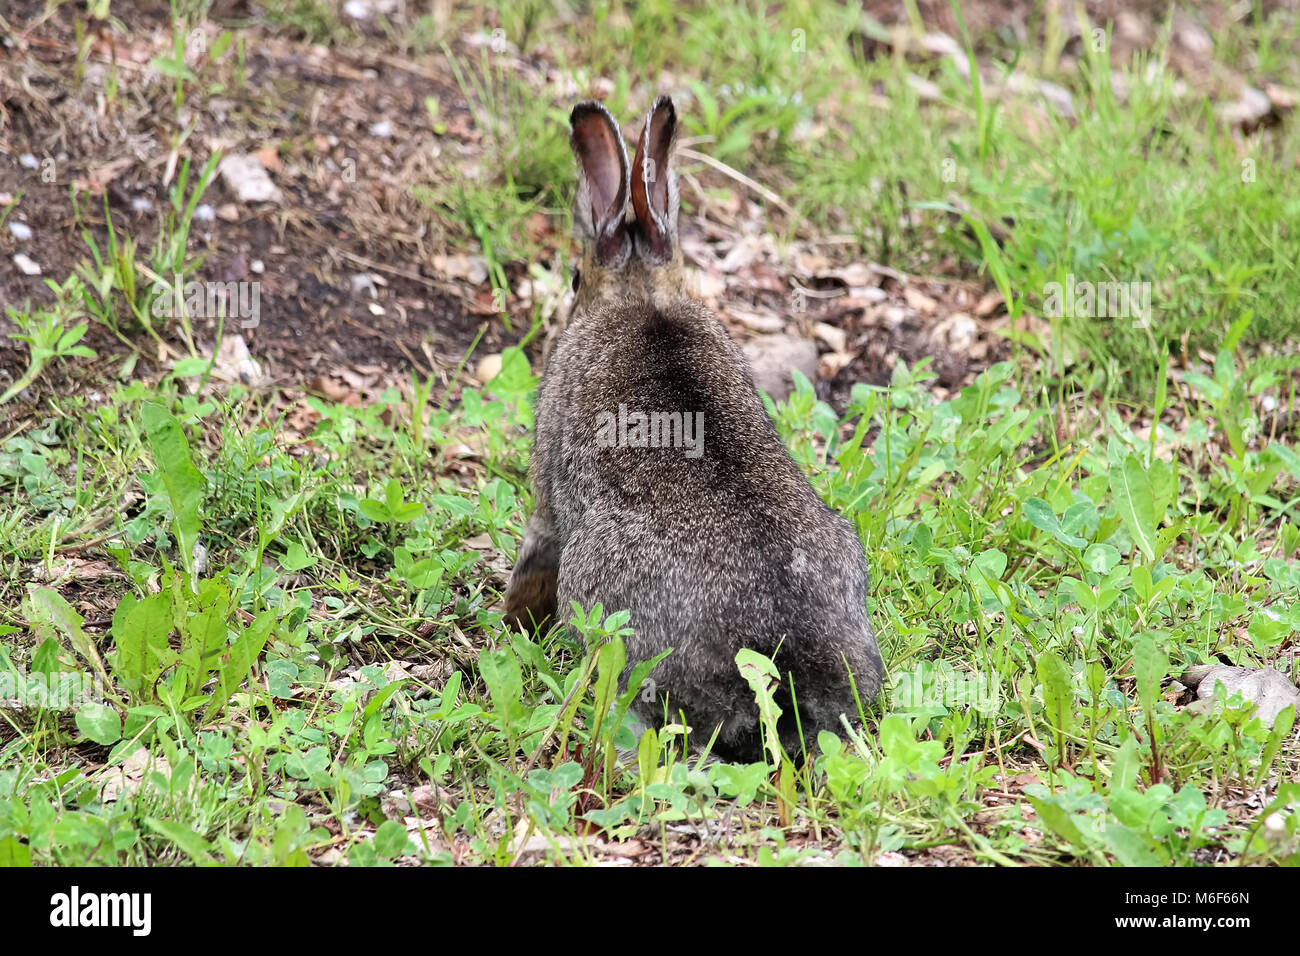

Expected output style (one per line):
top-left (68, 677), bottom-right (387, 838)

top-left (419, 2), bottom-right (1299, 382)
top-left (3, 342), bottom-right (1298, 865)
top-left (1, 0), bottom-right (1298, 866)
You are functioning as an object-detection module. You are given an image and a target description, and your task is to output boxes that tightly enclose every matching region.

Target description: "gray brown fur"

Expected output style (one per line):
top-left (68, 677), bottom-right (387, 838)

top-left (504, 96), bottom-right (882, 761)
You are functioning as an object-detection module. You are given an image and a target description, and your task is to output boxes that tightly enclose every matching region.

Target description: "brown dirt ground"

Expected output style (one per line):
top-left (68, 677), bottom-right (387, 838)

top-left (0, 0), bottom-right (1029, 434)
top-left (1, 2), bottom-right (514, 417)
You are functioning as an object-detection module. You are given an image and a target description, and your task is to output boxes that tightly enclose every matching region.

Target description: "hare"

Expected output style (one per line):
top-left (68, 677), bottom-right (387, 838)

top-left (504, 95), bottom-right (882, 762)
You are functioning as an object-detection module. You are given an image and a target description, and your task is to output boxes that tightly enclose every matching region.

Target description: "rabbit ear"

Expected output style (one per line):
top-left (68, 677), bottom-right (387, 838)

top-left (570, 101), bottom-right (631, 266)
top-left (630, 95), bottom-right (679, 262)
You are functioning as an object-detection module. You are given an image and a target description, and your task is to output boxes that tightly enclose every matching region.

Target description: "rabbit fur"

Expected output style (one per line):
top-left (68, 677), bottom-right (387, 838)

top-left (504, 95), bottom-right (882, 761)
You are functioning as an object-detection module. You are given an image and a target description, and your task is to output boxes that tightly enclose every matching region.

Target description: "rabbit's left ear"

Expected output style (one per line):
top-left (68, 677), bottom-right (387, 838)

top-left (571, 101), bottom-right (631, 266)
top-left (630, 95), bottom-right (679, 262)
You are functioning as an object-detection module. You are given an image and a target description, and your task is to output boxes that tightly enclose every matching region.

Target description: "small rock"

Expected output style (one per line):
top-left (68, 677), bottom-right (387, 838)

top-left (101, 748), bottom-right (169, 802)
top-left (190, 336), bottom-right (263, 388)
top-left (19, 153), bottom-right (39, 170)
top-left (882, 305), bottom-right (908, 328)
top-left (906, 73), bottom-right (942, 102)
top-left (216, 203), bottom-right (240, 222)
top-left (343, 0), bottom-right (370, 18)
top-left (474, 352), bottom-right (503, 385)
top-left (431, 254), bottom-right (488, 286)
top-left (742, 334), bottom-right (818, 402)
top-left (1265, 83), bottom-right (1298, 112)
top-left (219, 153), bottom-right (284, 204)
top-left (350, 273), bottom-right (379, 297)
top-left (1183, 664), bottom-right (1300, 727)
top-left (1115, 10), bottom-right (1147, 43)
top-left (1005, 75), bottom-right (1075, 119)
top-left (250, 259), bottom-right (265, 274)
top-left (818, 350), bottom-right (855, 380)
top-left (730, 308), bottom-right (785, 333)
top-left (904, 286), bottom-right (938, 314)
top-left (13, 252), bottom-right (41, 275)
top-left (930, 312), bottom-right (978, 351)
top-left (1175, 20), bottom-right (1213, 56)
top-left (1218, 86), bottom-right (1272, 128)
top-left (369, 120), bottom-right (393, 138)
top-left (812, 321), bottom-right (847, 352)
top-left (7, 221), bottom-right (33, 241)
top-left (131, 196), bottom-right (154, 214)
top-left (975, 291), bottom-right (1004, 317)
top-left (192, 541), bottom-right (209, 577)
top-left (717, 237), bottom-right (759, 273)
top-left (193, 204), bottom-right (216, 223)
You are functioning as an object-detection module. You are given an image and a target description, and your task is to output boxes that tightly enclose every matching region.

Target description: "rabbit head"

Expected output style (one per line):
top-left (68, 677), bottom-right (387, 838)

top-left (569, 96), bottom-right (688, 318)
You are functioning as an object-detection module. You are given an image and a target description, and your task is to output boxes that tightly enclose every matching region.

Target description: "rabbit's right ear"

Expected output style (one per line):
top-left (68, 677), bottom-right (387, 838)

top-left (630, 95), bottom-right (679, 262)
top-left (570, 101), bottom-right (631, 267)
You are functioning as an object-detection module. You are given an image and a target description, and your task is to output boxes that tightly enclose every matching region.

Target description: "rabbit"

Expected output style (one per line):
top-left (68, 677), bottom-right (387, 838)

top-left (504, 95), bottom-right (882, 763)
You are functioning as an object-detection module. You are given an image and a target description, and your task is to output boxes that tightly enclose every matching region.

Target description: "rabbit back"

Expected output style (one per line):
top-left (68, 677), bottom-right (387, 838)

top-left (537, 298), bottom-right (881, 760)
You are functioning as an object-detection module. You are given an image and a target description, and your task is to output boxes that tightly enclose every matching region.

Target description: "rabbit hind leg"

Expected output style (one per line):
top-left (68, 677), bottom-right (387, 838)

top-left (504, 507), bottom-right (560, 633)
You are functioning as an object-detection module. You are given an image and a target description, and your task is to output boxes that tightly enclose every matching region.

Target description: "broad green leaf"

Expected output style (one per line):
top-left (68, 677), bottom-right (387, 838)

top-left (0, 836), bottom-right (31, 867)
top-left (179, 592), bottom-right (230, 692)
top-left (478, 648), bottom-right (525, 733)
top-left (30, 636), bottom-right (64, 677)
top-left (141, 402), bottom-right (205, 577)
top-left (144, 817), bottom-right (213, 863)
top-left (736, 648), bottom-right (784, 766)
top-left (1023, 497), bottom-right (1061, 534)
top-left (1027, 796), bottom-right (1090, 848)
top-left (592, 637), bottom-right (627, 739)
top-left (75, 702), bottom-right (122, 745)
top-left (110, 590), bottom-right (175, 699)
top-left (27, 587), bottom-right (96, 666)
top-left (1148, 458), bottom-right (1175, 518)
top-left (146, 56), bottom-right (198, 81)
top-left (1060, 501), bottom-right (1095, 536)
top-left (1269, 441), bottom-right (1300, 480)
top-left (485, 346), bottom-right (538, 399)
top-left (171, 357), bottom-right (211, 377)
top-left (1082, 543), bottom-right (1120, 574)
top-left (1132, 633), bottom-right (1168, 717)
top-left (362, 678), bottom-right (406, 720)
top-left (1037, 652), bottom-right (1074, 741)
top-left (383, 479), bottom-right (405, 513)
top-left (373, 821), bottom-right (413, 859)
top-left (1103, 821), bottom-right (1164, 866)
top-left (1108, 736), bottom-right (1141, 793)
top-left (389, 502), bottom-right (425, 523)
top-left (358, 498), bottom-right (390, 522)
top-left (1111, 454), bottom-right (1158, 561)
top-left (203, 609), bottom-right (276, 724)
top-left (637, 727), bottom-right (660, 782)
top-left (209, 30), bottom-right (234, 60)
top-left (1258, 705), bottom-right (1295, 787)
top-left (433, 494), bottom-right (475, 518)
top-left (280, 540), bottom-right (318, 571)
